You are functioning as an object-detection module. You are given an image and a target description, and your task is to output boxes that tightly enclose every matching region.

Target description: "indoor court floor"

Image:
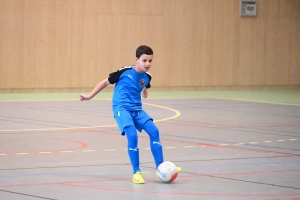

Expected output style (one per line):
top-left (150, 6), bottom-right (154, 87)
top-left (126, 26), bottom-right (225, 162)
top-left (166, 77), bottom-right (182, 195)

top-left (0, 90), bottom-right (300, 200)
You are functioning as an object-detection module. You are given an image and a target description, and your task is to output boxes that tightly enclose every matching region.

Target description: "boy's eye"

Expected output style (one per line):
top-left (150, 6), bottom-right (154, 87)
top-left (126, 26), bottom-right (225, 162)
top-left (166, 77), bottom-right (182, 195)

top-left (142, 60), bottom-right (152, 63)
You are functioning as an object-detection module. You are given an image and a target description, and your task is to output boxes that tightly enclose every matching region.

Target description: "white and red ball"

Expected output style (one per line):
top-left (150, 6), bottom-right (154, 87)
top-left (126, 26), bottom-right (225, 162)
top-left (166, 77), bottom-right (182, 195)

top-left (156, 161), bottom-right (178, 182)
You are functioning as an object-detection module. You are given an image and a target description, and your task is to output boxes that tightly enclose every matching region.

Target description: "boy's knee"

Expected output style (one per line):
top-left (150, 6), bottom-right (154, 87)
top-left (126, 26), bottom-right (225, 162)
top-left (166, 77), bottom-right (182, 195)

top-left (124, 126), bottom-right (138, 145)
top-left (143, 121), bottom-right (159, 140)
top-left (149, 123), bottom-right (158, 133)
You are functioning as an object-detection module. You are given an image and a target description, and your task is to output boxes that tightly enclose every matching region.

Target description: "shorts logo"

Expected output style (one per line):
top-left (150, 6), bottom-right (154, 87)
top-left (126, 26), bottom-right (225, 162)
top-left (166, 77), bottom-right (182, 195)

top-left (118, 111), bottom-right (120, 117)
top-left (140, 79), bottom-right (145, 87)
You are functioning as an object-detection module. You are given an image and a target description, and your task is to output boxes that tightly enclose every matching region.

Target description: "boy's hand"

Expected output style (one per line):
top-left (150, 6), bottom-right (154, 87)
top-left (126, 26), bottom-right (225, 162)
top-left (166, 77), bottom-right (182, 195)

top-left (79, 94), bottom-right (90, 101)
top-left (142, 88), bottom-right (148, 99)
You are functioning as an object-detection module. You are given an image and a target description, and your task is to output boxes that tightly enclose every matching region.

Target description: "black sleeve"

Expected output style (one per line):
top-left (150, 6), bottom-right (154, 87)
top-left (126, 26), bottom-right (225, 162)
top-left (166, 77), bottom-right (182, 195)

top-left (146, 72), bottom-right (152, 89)
top-left (108, 66), bottom-right (132, 84)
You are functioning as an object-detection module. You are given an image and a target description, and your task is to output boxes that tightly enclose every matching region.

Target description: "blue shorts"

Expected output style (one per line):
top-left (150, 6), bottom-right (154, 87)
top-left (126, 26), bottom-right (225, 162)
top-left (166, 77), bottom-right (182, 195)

top-left (114, 110), bottom-right (152, 135)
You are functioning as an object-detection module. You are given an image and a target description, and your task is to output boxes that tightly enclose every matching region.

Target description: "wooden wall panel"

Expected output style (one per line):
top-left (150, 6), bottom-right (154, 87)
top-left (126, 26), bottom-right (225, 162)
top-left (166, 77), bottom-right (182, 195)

top-left (290, 18), bottom-right (300, 84)
top-left (161, 0), bottom-right (197, 87)
top-left (0, 0), bottom-right (299, 92)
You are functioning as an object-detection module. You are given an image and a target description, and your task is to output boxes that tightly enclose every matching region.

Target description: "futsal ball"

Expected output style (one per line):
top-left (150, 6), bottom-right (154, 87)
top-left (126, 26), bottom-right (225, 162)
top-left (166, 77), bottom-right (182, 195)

top-left (156, 161), bottom-right (178, 182)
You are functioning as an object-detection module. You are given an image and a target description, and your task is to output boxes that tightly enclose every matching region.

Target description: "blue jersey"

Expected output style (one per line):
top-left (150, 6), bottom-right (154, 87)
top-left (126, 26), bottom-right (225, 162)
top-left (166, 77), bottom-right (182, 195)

top-left (108, 66), bottom-right (152, 115)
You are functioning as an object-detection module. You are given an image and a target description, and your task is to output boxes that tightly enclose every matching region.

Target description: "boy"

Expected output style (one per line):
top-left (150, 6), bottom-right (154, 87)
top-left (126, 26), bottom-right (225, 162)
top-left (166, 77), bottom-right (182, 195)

top-left (79, 45), bottom-right (180, 184)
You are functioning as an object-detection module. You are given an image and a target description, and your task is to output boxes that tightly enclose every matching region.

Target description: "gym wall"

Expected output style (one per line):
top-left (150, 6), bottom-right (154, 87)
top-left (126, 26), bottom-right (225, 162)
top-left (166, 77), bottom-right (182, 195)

top-left (0, 0), bottom-right (299, 92)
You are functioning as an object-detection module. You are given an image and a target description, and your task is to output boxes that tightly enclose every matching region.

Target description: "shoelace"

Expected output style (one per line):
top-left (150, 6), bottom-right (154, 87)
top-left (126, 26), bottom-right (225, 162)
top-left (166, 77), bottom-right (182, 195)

top-left (136, 171), bottom-right (151, 175)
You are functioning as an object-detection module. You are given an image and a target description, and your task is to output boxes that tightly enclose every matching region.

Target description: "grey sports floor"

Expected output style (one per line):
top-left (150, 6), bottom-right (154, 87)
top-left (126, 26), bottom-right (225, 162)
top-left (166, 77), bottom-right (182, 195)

top-left (0, 91), bottom-right (300, 200)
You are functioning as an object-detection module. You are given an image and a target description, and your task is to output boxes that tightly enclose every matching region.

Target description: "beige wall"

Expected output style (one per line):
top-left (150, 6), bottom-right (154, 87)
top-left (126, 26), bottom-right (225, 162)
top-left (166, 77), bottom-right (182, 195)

top-left (0, 0), bottom-right (299, 92)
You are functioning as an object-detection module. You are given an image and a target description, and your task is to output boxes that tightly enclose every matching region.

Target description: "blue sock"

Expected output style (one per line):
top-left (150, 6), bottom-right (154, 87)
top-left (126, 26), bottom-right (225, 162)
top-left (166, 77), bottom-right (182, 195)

top-left (124, 125), bottom-right (140, 174)
top-left (143, 120), bottom-right (164, 168)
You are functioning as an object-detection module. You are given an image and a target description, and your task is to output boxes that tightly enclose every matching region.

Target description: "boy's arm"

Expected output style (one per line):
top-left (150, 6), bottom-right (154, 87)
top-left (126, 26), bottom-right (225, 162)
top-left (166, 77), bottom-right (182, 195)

top-left (79, 78), bottom-right (110, 101)
top-left (142, 87), bottom-right (148, 99)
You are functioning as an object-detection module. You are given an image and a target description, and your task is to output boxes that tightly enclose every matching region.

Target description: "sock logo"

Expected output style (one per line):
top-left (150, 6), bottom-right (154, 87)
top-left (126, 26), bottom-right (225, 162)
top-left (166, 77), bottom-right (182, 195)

top-left (129, 147), bottom-right (138, 151)
top-left (153, 141), bottom-right (161, 146)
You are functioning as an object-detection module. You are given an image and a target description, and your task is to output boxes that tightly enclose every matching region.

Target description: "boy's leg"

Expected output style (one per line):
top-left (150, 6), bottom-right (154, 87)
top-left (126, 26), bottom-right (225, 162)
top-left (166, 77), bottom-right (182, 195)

top-left (114, 110), bottom-right (145, 183)
top-left (142, 120), bottom-right (164, 168)
top-left (114, 110), bottom-right (140, 173)
top-left (124, 125), bottom-right (140, 174)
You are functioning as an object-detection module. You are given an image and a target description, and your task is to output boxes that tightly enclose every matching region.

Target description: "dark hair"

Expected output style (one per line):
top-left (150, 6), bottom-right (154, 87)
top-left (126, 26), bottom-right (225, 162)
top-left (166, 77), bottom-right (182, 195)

top-left (136, 45), bottom-right (153, 59)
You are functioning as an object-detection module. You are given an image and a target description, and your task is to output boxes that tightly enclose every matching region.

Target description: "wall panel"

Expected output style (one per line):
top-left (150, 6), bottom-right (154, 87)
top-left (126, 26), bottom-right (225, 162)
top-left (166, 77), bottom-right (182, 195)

top-left (0, 0), bottom-right (299, 92)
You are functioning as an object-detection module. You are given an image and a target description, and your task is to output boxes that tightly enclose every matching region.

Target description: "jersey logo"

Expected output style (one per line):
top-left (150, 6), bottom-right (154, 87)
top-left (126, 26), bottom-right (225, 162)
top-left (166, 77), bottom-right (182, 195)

top-left (128, 75), bottom-right (133, 80)
top-left (140, 79), bottom-right (145, 87)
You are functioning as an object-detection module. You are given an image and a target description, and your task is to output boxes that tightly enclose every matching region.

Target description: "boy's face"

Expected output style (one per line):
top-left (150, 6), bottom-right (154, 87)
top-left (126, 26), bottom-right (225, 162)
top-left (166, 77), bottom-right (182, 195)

top-left (134, 54), bottom-right (153, 73)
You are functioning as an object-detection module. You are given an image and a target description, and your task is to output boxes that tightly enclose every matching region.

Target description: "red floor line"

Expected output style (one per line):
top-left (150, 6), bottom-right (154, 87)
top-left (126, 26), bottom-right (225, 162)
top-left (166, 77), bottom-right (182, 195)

top-left (210, 169), bottom-right (300, 176)
top-left (60, 182), bottom-right (300, 197)
top-left (0, 137), bottom-right (87, 154)
top-left (49, 137), bottom-right (87, 152)
top-left (68, 126), bottom-right (300, 158)
top-left (1, 169), bottom-right (299, 189)
top-left (67, 127), bottom-right (300, 159)
top-left (143, 135), bottom-right (300, 158)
